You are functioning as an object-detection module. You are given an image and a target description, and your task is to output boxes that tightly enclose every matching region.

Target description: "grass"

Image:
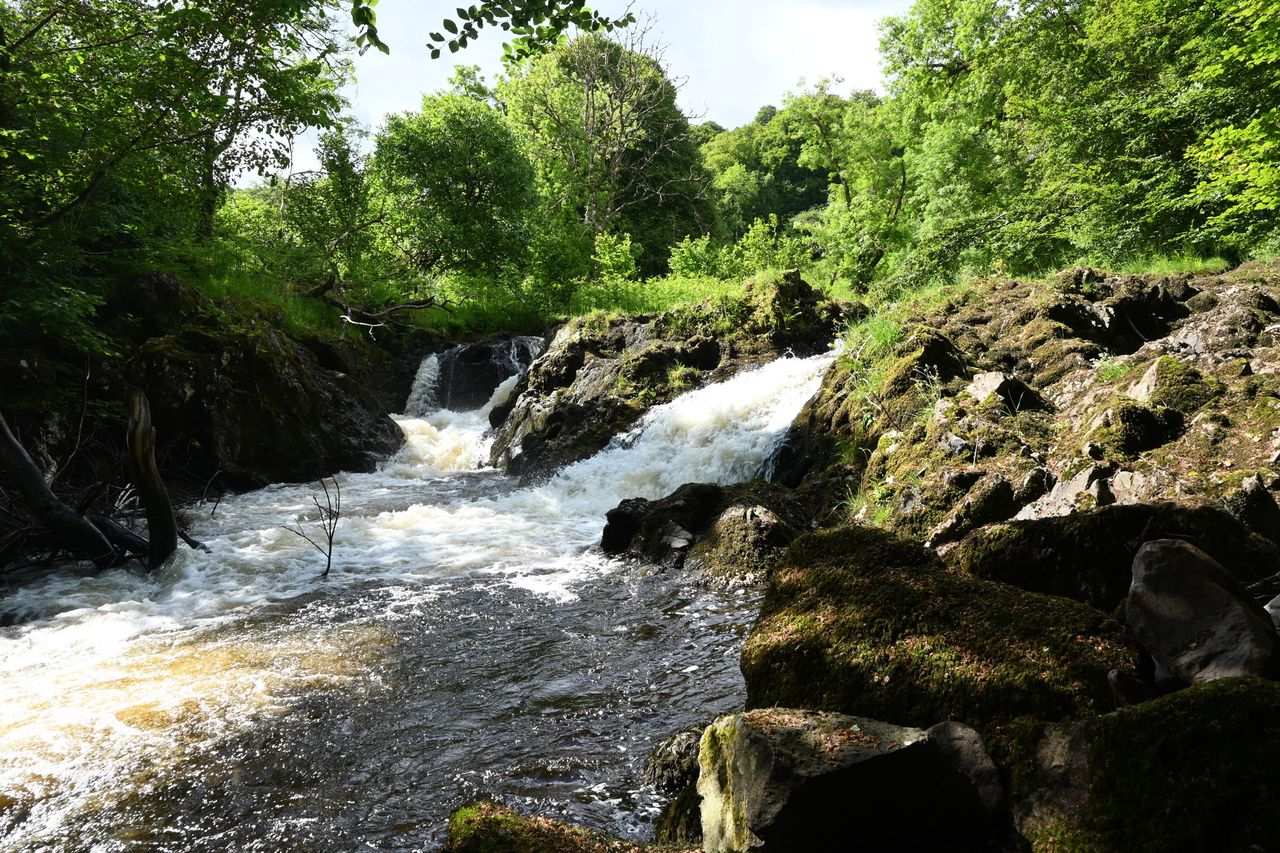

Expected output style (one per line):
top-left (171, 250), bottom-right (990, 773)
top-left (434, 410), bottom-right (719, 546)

top-left (1095, 358), bottom-right (1135, 383)
top-left (1114, 253), bottom-right (1231, 276)
top-left (566, 273), bottom-right (744, 316)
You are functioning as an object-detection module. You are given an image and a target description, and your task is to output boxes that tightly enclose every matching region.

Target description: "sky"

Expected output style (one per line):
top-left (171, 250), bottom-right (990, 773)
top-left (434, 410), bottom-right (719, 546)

top-left (345, 0), bottom-right (914, 132)
top-left (269, 0), bottom-right (913, 175)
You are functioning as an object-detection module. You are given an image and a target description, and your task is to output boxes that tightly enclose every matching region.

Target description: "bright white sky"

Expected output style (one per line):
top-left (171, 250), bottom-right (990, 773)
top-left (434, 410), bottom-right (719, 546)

top-left (349, 0), bottom-right (912, 127)
top-left (280, 0), bottom-right (914, 174)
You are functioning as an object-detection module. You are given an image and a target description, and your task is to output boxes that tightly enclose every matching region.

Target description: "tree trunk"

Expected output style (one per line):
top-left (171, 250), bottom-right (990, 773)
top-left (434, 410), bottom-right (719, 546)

top-left (126, 389), bottom-right (177, 570)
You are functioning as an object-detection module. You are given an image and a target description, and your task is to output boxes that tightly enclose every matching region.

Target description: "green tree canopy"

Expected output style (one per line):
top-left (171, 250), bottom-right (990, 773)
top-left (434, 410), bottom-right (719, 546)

top-left (371, 93), bottom-right (535, 277)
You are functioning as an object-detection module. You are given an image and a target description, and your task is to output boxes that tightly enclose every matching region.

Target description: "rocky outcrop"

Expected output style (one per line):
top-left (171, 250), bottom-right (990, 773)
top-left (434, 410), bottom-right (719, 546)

top-left (2, 273), bottom-right (414, 493)
top-left (490, 271), bottom-right (844, 482)
top-left (134, 310), bottom-right (403, 488)
top-left (696, 709), bottom-right (999, 852)
top-left (770, 262), bottom-right (1280, 544)
top-left (1126, 539), bottom-right (1280, 684)
top-left (600, 481), bottom-right (807, 587)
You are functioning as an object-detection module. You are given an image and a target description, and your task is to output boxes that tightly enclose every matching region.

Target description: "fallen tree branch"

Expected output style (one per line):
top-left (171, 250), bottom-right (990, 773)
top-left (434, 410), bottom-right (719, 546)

top-left (0, 408), bottom-right (115, 567)
top-left (126, 389), bottom-right (178, 570)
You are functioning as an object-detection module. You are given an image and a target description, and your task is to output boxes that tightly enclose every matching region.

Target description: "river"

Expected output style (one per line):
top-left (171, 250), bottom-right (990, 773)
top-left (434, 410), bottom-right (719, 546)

top-left (0, 348), bottom-right (834, 851)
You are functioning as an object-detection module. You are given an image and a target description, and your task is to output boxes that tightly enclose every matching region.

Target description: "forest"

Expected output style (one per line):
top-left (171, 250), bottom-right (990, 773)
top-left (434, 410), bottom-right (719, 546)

top-left (4, 0), bottom-right (1277, 365)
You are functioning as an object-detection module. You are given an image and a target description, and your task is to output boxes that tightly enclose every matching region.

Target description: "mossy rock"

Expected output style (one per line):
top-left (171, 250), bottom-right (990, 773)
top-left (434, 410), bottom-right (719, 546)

top-left (741, 526), bottom-right (1138, 740)
top-left (947, 503), bottom-right (1280, 612)
top-left (1132, 356), bottom-right (1225, 414)
top-left (445, 801), bottom-right (695, 853)
top-left (1095, 401), bottom-right (1184, 458)
top-left (875, 328), bottom-right (971, 430)
top-left (1020, 678), bottom-right (1280, 852)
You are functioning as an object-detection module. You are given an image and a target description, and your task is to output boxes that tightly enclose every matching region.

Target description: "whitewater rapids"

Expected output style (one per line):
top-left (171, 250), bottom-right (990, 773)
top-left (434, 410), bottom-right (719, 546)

top-left (0, 347), bottom-right (835, 851)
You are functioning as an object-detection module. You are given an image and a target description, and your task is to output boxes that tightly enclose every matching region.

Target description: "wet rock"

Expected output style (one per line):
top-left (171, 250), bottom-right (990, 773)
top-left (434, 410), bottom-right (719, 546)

top-left (686, 503), bottom-right (799, 588)
top-left (1012, 678), bottom-right (1280, 851)
top-left (602, 482), bottom-right (807, 583)
top-left (646, 727), bottom-right (705, 846)
top-left (445, 800), bottom-right (675, 852)
top-left (698, 709), bottom-right (994, 853)
top-left (742, 526), bottom-right (1138, 734)
top-left (1126, 538), bottom-right (1280, 683)
top-left (950, 502), bottom-right (1280, 611)
top-left (1222, 474), bottom-right (1280, 545)
top-left (644, 728), bottom-right (702, 794)
top-left (425, 337), bottom-right (544, 413)
top-left (599, 483), bottom-right (725, 567)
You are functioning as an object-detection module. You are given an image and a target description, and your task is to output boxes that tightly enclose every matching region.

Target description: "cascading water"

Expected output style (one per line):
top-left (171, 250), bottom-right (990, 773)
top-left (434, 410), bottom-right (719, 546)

top-left (0, 346), bottom-right (834, 852)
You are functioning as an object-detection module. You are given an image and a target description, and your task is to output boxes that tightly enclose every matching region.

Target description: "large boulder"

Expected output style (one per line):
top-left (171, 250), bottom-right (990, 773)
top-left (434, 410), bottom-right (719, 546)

top-left (600, 481), bottom-right (806, 586)
top-left (1126, 539), bottom-right (1280, 683)
top-left (135, 316), bottom-right (403, 488)
top-left (1013, 678), bottom-right (1280, 851)
top-left (686, 502), bottom-right (800, 589)
top-left (947, 503), bottom-right (1280, 612)
top-left (741, 526), bottom-right (1139, 737)
top-left (697, 709), bottom-right (996, 852)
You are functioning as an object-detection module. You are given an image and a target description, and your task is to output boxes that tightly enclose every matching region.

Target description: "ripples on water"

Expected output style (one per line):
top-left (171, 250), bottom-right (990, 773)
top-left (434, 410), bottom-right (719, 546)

top-left (0, 350), bottom-right (834, 851)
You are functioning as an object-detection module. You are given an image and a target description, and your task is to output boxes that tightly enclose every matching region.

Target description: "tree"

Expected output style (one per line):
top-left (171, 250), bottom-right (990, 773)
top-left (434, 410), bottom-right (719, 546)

top-left (0, 0), bottom-right (348, 357)
top-left (371, 93), bottom-right (535, 277)
top-left (1188, 0), bottom-right (1280, 247)
top-left (500, 28), bottom-right (713, 274)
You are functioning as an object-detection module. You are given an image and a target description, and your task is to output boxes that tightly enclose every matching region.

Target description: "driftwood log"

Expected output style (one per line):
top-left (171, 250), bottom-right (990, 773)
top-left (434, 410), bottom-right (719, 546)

top-left (0, 409), bottom-right (116, 567)
top-left (0, 389), bottom-right (191, 572)
top-left (126, 389), bottom-right (177, 570)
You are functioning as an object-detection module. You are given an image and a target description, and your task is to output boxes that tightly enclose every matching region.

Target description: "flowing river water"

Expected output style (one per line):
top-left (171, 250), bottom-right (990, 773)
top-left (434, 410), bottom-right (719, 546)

top-left (0, 348), bottom-right (834, 852)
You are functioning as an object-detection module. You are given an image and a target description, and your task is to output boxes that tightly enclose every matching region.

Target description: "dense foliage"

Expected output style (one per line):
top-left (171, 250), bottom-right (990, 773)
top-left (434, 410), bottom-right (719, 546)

top-left (2, 0), bottom-right (1278, 355)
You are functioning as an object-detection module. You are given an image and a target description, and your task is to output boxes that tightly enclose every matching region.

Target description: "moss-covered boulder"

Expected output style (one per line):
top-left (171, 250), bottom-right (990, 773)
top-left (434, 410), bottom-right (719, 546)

top-left (947, 503), bottom-right (1280, 612)
top-left (134, 310), bottom-right (404, 488)
top-left (1014, 678), bottom-right (1280, 851)
top-left (491, 275), bottom-right (843, 482)
top-left (445, 801), bottom-right (695, 853)
top-left (741, 526), bottom-right (1139, 739)
top-left (1125, 355), bottom-right (1225, 414)
top-left (601, 481), bottom-right (809, 586)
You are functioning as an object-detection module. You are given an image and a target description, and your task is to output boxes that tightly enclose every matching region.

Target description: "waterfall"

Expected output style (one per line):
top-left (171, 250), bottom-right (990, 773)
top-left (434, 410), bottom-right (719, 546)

top-left (403, 354), bottom-right (441, 417)
top-left (0, 347), bottom-right (835, 852)
top-left (403, 336), bottom-right (545, 417)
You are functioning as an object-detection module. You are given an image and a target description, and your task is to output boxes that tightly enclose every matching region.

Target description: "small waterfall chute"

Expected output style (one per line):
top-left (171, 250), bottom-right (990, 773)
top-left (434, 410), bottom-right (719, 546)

top-left (404, 336), bottom-right (545, 416)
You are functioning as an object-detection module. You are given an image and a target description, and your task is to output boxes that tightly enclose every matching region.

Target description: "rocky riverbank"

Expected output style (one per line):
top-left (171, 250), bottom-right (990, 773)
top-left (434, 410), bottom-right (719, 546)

top-left (445, 261), bottom-right (1280, 852)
